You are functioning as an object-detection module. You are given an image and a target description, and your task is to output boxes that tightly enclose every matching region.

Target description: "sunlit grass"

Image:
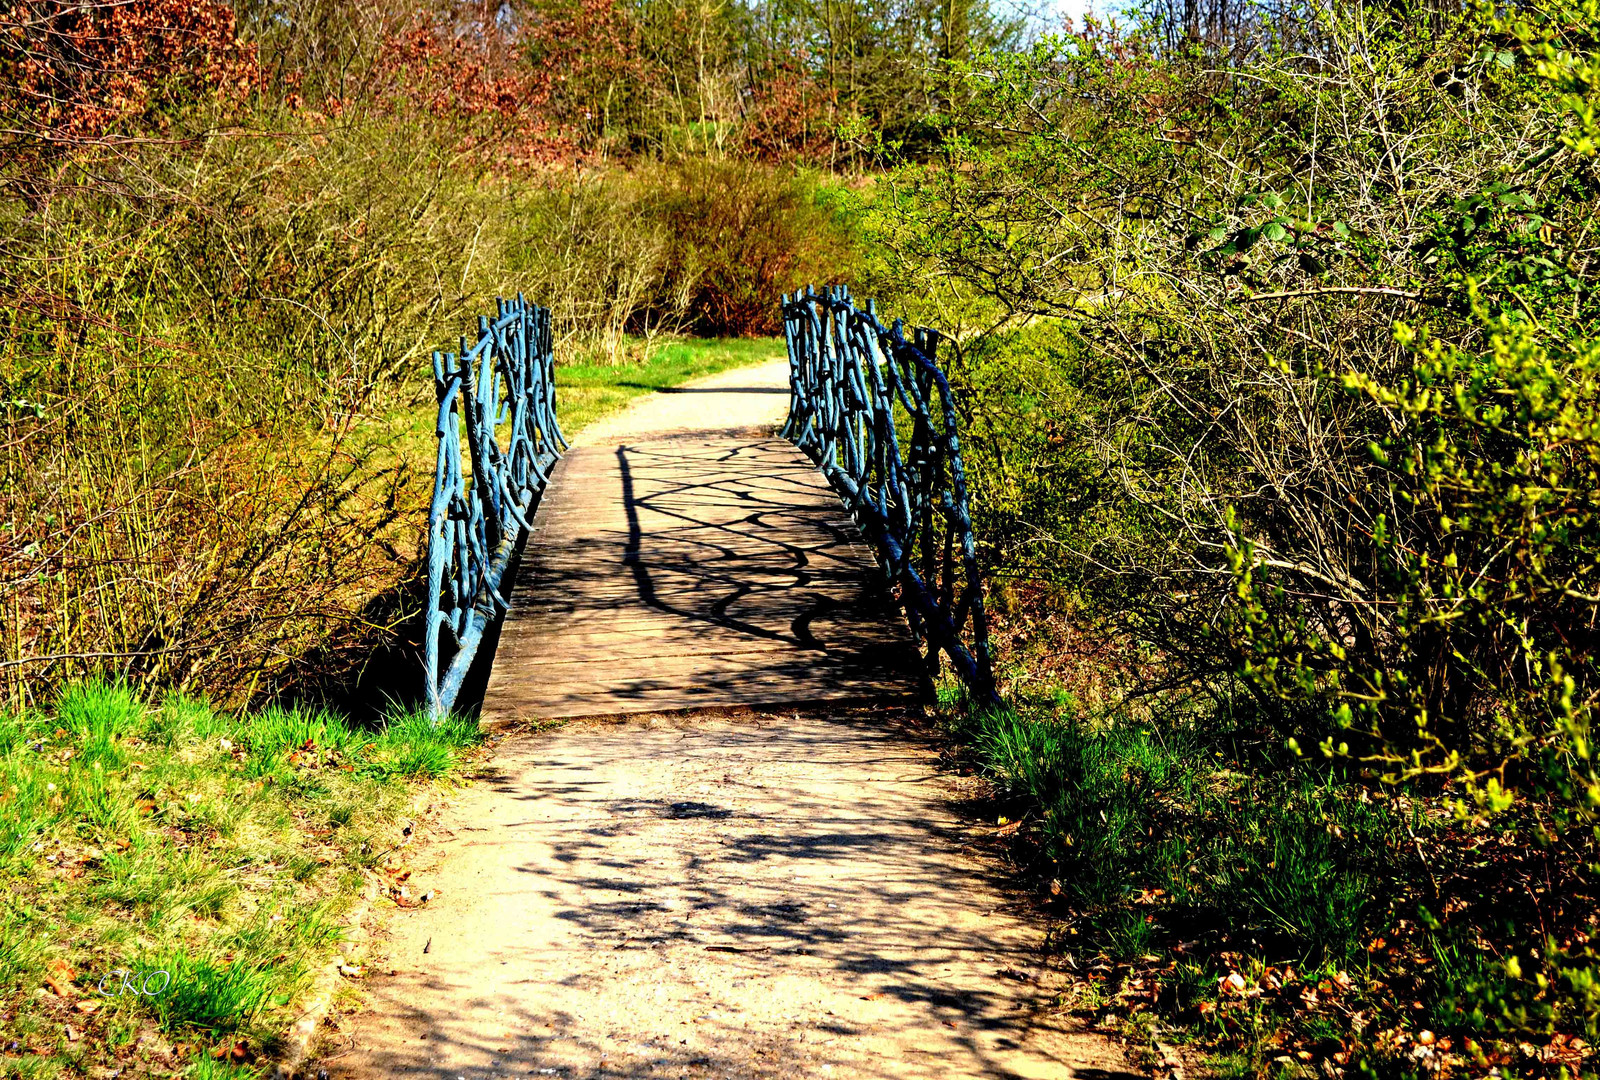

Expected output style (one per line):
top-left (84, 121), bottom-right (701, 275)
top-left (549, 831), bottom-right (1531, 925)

top-left (0, 683), bottom-right (480, 1075)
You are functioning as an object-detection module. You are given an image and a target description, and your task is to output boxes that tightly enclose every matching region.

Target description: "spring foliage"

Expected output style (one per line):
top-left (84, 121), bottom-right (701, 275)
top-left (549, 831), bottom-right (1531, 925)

top-left (862, 0), bottom-right (1600, 1070)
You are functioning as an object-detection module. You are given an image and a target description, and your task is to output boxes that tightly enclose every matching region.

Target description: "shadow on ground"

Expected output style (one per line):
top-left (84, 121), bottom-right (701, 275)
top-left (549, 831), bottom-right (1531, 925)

top-left (318, 707), bottom-right (1139, 1080)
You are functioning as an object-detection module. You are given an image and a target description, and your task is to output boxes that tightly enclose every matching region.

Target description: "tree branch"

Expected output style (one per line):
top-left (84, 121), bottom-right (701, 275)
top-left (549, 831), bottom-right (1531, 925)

top-left (1238, 286), bottom-right (1424, 302)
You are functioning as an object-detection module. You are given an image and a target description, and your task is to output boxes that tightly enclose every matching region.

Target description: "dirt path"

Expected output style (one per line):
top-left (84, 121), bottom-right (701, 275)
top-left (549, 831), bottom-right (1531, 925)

top-left (319, 709), bottom-right (1136, 1080)
top-left (316, 366), bottom-right (1135, 1080)
top-left (569, 357), bottom-right (791, 445)
top-left (482, 355), bottom-right (918, 724)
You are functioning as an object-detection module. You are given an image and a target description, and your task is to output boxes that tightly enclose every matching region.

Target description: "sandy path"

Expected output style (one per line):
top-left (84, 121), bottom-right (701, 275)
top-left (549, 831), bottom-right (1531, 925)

top-left (571, 357), bottom-right (792, 445)
top-left (320, 710), bottom-right (1135, 1080)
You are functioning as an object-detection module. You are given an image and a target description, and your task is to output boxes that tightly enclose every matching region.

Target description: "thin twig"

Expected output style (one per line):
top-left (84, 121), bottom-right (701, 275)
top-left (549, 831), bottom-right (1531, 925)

top-left (1238, 286), bottom-right (1424, 302)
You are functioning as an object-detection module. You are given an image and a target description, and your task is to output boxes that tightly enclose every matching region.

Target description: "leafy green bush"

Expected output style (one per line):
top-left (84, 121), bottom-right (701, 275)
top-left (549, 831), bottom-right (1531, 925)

top-left (1218, 5), bottom-right (1600, 1051)
top-left (876, 0), bottom-right (1600, 1067)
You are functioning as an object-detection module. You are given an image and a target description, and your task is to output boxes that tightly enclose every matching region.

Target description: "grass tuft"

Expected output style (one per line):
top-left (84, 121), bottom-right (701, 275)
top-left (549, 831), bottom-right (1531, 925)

top-left (144, 950), bottom-right (284, 1035)
top-left (55, 681), bottom-right (144, 769)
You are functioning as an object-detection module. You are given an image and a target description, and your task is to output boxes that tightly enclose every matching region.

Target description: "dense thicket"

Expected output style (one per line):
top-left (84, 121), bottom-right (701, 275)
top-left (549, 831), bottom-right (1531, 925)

top-left (857, 1), bottom-right (1600, 1073)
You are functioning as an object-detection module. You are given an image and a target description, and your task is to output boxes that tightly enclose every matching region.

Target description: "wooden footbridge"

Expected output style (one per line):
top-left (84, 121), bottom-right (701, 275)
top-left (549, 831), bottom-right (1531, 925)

top-left (423, 290), bottom-right (995, 723)
top-left (328, 295), bottom-right (1139, 1080)
top-left (481, 360), bottom-right (918, 723)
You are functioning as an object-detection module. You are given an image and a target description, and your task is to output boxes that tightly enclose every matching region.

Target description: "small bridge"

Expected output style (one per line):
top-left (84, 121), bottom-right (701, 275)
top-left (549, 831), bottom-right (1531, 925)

top-left (423, 289), bottom-right (995, 723)
top-left (327, 293), bottom-right (1140, 1080)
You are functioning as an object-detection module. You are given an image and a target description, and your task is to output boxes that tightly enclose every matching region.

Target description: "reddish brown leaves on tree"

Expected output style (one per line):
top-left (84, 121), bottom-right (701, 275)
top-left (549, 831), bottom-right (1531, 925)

top-left (0, 0), bottom-right (258, 162)
top-left (365, 0), bottom-right (656, 166)
top-left (739, 54), bottom-right (837, 165)
top-left (372, 19), bottom-right (556, 162)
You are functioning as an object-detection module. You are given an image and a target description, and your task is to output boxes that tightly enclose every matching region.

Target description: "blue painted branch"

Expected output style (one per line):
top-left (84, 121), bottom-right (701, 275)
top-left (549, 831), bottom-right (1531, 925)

top-left (779, 286), bottom-right (998, 707)
top-left (424, 295), bottom-right (565, 717)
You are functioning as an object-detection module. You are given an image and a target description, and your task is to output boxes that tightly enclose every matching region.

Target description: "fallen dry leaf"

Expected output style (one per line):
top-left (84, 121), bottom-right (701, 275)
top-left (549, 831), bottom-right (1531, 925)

top-left (212, 1039), bottom-right (252, 1063)
top-left (43, 959), bottom-right (76, 998)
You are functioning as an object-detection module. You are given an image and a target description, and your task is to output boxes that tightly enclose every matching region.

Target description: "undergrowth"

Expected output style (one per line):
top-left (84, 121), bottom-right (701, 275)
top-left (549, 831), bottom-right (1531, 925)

top-left (942, 686), bottom-right (1594, 1079)
top-left (0, 681), bottom-right (479, 1078)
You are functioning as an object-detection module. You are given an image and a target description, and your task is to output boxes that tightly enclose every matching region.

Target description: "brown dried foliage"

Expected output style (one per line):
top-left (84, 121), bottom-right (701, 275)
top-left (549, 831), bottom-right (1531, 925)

top-left (0, 0), bottom-right (258, 165)
top-left (738, 55), bottom-right (838, 165)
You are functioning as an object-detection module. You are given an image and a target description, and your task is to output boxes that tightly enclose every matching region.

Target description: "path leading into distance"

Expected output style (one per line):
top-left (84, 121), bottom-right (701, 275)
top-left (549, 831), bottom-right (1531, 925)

top-left (318, 359), bottom-right (1137, 1080)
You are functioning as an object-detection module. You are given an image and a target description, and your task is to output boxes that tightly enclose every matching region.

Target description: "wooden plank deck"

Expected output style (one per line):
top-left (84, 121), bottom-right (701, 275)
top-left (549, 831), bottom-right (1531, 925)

top-left (480, 364), bottom-right (921, 725)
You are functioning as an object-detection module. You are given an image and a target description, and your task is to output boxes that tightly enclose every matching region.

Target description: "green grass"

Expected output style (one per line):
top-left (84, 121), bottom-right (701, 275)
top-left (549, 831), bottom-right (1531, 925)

top-left (555, 336), bottom-right (784, 434)
top-left (0, 682), bottom-right (480, 1076)
top-left (944, 692), bottom-right (1432, 1073)
top-left (961, 703), bottom-right (1401, 962)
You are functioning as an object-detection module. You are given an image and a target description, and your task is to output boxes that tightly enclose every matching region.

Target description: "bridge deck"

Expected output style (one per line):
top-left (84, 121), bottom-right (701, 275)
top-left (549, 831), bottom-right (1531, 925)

top-left (480, 360), bottom-right (921, 726)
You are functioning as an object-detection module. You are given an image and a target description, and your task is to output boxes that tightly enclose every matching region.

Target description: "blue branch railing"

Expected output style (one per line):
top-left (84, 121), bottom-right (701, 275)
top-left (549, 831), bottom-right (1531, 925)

top-left (425, 295), bottom-right (566, 715)
top-left (780, 285), bottom-right (998, 706)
